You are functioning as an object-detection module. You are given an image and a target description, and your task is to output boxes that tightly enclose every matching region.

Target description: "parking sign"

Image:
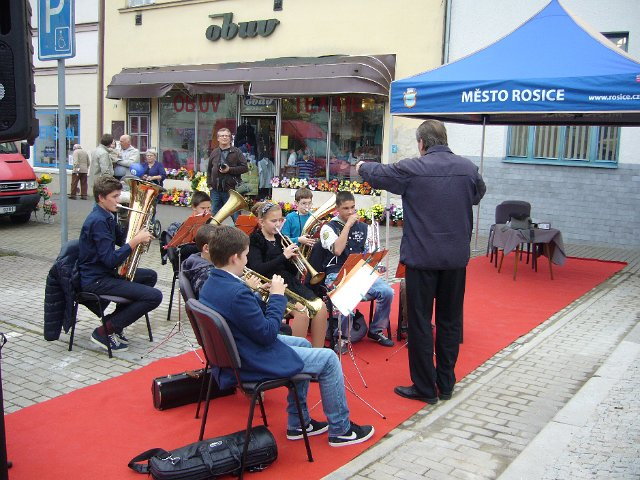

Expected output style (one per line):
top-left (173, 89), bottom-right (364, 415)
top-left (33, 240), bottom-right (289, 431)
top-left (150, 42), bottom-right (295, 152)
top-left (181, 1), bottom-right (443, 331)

top-left (38, 0), bottom-right (75, 60)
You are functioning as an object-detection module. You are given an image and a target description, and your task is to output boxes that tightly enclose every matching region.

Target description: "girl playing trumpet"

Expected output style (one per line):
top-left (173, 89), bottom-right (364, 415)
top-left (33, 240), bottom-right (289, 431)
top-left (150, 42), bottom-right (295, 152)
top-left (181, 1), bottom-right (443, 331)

top-left (248, 201), bottom-right (328, 347)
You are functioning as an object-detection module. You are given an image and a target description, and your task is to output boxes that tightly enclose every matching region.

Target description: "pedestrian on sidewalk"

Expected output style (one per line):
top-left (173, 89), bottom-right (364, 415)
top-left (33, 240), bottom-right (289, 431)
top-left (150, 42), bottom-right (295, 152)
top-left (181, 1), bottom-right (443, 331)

top-left (357, 119), bottom-right (486, 404)
top-left (69, 144), bottom-right (90, 200)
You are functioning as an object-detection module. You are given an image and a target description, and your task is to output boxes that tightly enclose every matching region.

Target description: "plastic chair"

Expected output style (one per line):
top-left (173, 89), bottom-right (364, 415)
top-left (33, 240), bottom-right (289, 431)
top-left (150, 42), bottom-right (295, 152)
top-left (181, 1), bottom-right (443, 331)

top-left (69, 292), bottom-right (153, 358)
top-left (178, 271), bottom-right (209, 419)
top-left (185, 299), bottom-right (314, 478)
top-left (488, 200), bottom-right (531, 266)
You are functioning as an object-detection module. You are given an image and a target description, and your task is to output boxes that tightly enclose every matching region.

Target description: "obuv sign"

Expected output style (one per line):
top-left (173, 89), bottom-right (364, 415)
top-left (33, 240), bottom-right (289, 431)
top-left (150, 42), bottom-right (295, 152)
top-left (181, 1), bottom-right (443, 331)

top-left (205, 13), bottom-right (280, 41)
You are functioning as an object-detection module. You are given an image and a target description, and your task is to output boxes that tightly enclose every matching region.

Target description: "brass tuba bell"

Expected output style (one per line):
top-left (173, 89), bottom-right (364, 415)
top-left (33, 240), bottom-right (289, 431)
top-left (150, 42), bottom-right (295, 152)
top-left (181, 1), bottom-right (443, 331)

top-left (209, 189), bottom-right (248, 225)
top-left (117, 177), bottom-right (164, 281)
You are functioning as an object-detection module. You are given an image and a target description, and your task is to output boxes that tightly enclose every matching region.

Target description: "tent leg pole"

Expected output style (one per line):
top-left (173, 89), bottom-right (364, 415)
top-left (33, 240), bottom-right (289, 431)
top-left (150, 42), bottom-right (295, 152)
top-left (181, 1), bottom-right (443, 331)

top-left (472, 118), bottom-right (486, 253)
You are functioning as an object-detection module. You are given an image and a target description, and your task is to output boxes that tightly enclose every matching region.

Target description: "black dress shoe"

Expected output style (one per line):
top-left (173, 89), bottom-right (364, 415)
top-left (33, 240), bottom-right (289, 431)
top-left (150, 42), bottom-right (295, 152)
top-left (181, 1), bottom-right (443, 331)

top-left (394, 385), bottom-right (438, 404)
top-left (439, 391), bottom-right (453, 400)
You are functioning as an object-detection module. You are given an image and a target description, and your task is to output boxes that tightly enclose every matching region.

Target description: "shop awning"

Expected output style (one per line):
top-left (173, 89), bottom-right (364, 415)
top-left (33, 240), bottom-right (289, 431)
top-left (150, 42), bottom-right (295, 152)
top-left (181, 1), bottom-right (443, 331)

top-left (106, 54), bottom-right (396, 99)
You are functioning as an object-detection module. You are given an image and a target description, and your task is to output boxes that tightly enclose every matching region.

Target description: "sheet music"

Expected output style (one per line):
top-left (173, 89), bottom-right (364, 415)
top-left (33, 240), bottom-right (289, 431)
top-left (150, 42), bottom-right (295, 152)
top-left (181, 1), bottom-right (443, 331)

top-left (329, 259), bottom-right (379, 316)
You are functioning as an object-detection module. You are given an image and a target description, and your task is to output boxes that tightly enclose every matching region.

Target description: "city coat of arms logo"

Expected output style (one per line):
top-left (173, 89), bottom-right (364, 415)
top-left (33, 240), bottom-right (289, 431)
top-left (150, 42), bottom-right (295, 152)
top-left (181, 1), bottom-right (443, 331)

top-left (403, 88), bottom-right (417, 108)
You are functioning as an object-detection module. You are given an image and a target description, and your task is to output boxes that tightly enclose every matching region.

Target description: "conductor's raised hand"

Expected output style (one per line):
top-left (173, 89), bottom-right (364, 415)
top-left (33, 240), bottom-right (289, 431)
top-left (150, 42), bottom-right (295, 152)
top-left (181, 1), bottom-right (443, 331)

top-left (269, 274), bottom-right (287, 296)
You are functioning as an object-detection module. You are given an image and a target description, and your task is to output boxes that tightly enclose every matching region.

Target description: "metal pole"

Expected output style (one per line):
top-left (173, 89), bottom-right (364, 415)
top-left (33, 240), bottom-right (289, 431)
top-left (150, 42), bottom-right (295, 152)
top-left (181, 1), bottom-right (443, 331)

top-left (472, 116), bottom-right (486, 252)
top-left (58, 59), bottom-right (68, 244)
top-left (384, 115), bottom-right (394, 281)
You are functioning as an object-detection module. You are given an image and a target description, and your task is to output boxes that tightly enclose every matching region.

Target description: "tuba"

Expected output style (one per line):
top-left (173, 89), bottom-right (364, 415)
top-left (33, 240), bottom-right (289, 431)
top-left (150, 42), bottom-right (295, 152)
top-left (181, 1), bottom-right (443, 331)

top-left (298, 196), bottom-right (336, 258)
top-left (209, 189), bottom-right (247, 225)
top-left (117, 178), bottom-right (164, 281)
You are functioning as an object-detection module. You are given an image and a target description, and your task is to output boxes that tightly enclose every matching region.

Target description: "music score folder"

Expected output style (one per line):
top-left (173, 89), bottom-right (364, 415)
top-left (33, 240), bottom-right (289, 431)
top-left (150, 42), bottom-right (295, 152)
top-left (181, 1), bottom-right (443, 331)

top-left (328, 250), bottom-right (387, 316)
top-left (165, 214), bottom-right (211, 249)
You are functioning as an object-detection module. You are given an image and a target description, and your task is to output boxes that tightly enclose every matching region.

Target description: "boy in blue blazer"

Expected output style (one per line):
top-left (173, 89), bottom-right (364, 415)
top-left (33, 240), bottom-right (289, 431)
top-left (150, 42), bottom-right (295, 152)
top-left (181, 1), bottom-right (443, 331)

top-left (199, 225), bottom-right (374, 447)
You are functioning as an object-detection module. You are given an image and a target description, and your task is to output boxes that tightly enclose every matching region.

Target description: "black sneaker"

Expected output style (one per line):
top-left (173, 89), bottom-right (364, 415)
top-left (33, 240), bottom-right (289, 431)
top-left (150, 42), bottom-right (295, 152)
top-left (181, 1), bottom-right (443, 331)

top-left (115, 329), bottom-right (129, 345)
top-left (329, 422), bottom-right (375, 447)
top-left (91, 329), bottom-right (128, 352)
top-left (286, 419), bottom-right (329, 440)
top-left (367, 330), bottom-right (394, 347)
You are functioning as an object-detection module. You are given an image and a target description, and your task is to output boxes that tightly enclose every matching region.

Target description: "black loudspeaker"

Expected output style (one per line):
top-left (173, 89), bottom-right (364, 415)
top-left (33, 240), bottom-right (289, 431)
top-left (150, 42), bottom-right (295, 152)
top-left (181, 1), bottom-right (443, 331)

top-left (0, 0), bottom-right (38, 144)
top-left (152, 368), bottom-right (235, 410)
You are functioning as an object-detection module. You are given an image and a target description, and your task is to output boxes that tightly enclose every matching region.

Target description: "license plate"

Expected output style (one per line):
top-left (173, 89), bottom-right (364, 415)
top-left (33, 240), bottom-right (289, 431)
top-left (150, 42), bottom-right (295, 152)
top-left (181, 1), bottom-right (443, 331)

top-left (1, 206), bottom-right (16, 214)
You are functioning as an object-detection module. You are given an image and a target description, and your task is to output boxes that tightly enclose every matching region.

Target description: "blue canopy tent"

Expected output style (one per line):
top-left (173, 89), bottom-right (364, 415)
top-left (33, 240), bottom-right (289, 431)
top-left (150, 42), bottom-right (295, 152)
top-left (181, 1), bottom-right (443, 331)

top-left (385, 0), bottom-right (640, 251)
top-left (390, 0), bottom-right (640, 126)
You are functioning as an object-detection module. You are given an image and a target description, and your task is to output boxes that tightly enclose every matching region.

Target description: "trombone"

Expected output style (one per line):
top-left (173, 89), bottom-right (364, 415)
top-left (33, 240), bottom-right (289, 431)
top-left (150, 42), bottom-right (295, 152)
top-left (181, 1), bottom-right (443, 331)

top-left (242, 268), bottom-right (324, 317)
top-left (275, 224), bottom-right (325, 285)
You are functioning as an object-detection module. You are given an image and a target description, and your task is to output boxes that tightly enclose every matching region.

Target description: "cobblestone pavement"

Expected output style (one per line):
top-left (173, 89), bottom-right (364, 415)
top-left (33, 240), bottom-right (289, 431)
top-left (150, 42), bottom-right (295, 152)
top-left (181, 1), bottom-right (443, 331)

top-left (1, 196), bottom-right (639, 479)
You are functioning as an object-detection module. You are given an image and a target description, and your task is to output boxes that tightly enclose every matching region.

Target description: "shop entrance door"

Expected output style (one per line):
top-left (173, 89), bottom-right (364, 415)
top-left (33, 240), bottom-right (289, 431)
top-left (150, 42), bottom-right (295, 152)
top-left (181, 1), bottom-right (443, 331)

top-left (237, 115), bottom-right (276, 162)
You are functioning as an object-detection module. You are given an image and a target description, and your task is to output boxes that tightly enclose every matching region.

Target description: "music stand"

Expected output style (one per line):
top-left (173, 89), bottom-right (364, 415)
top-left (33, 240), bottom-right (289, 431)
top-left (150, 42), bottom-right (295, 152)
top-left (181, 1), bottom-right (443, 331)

top-left (329, 254), bottom-right (387, 419)
top-left (165, 213), bottom-right (211, 250)
top-left (144, 227), bottom-right (206, 362)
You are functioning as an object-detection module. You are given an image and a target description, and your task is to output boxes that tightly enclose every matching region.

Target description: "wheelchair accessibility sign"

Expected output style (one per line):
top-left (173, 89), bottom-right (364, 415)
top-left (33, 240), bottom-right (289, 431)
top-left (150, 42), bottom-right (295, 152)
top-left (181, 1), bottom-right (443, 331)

top-left (38, 0), bottom-right (76, 60)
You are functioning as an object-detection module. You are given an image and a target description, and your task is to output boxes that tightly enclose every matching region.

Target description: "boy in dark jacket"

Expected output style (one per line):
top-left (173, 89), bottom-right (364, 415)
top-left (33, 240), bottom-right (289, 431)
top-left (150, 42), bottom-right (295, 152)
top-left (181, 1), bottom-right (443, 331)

top-left (199, 225), bottom-right (374, 447)
top-left (78, 176), bottom-right (162, 352)
top-left (182, 224), bottom-right (216, 297)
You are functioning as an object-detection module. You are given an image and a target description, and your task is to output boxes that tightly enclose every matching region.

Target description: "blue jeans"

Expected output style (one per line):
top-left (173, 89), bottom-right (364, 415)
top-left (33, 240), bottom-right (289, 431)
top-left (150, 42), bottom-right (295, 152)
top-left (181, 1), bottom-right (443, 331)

top-left (209, 189), bottom-right (240, 223)
top-left (83, 268), bottom-right (162, 331)
top-left (279, 335), bottom-right (351, 437)
top-left (325, 273), bottom-right (393, 334)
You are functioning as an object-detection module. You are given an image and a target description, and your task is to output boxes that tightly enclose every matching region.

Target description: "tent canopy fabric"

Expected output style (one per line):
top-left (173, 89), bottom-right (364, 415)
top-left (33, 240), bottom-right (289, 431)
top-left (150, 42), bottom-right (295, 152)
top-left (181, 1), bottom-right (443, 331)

top-left (107, 54), bottom-right (396, 100)
top-left (390, 0), bottom-right (640, 125)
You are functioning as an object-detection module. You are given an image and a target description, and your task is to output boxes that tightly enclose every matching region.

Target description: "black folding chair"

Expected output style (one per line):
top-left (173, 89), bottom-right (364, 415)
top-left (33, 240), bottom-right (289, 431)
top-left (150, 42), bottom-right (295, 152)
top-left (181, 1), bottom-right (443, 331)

top-left (185, 299), bottom-right (313, 479)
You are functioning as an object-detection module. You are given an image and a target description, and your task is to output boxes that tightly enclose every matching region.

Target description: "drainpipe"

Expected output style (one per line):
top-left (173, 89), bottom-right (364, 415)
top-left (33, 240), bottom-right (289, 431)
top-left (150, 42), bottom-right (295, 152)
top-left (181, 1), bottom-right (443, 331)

top-left (97, 0), bottom-right (105, 138)
top-left (442, 0), bottom-right (452, 64)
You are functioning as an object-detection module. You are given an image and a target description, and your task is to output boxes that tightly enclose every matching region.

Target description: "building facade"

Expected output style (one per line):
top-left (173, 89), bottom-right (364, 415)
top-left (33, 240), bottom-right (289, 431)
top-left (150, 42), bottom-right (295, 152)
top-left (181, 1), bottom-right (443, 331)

top-left (30, 0), bottom-right (100, 178)
top-left (102, 0), bottom-right (444, 184)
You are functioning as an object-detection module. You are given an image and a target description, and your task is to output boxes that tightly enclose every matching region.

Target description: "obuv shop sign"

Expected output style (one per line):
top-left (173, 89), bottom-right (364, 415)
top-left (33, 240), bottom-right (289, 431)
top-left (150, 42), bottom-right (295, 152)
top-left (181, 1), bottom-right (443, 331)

top-left (205, 12), bottom-right (280, 41)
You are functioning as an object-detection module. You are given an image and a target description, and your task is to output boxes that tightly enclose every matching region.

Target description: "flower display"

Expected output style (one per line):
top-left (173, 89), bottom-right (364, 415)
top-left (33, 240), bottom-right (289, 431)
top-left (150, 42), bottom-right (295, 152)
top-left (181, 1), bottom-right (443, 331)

top-left (278, 201), bottom-right (296, 216)
top-left (38, 173), bottom-right (52, 185)
top-left (190, 171), bottom-right (207, 192)
top-left (270, 176), bottom-right (380, 196)
top-left (35, 174), bottom-right (58, 222)
top-left (355, 203), bottom-right (404, 226)
top-left (159, 188), bottom-right (192, 207)
top-left (165, 167), bottom-right (192, 180)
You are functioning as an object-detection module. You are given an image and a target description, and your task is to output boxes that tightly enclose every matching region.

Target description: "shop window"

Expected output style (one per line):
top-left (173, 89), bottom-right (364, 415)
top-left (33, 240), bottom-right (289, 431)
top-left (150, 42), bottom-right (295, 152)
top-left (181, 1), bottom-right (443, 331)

top-left (505, 33), bottom-right (626, 168)
top-left (159, 92), bottom-right (237, 173)
top-left (280, 97), bottom-right (329, 180)
top-left (127, 98), bottom-right (150, 159)
top-left (33, 109), bottom-right (80, 168)
top-left (330, 96), bottom-right (385, 181)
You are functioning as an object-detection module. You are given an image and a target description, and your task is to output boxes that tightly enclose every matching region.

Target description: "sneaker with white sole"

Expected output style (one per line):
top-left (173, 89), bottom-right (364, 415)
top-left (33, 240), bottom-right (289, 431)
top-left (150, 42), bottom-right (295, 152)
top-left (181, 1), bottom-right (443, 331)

top-left (91, 329), bottom-right (128, 352)
top-left (286, 418), bottom-right (329, 440)
top-left (367, 330), bottom-right (394, 347)
top-left (328, 422), bottom-right (375, 447)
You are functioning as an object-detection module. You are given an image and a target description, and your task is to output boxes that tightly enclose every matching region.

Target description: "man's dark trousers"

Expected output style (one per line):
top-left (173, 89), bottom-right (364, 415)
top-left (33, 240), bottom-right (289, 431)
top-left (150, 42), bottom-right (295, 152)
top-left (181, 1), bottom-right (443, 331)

top-left (83, 268), bottom-right (162, 331)
top-left (405, 267), bottom-right (466, 398)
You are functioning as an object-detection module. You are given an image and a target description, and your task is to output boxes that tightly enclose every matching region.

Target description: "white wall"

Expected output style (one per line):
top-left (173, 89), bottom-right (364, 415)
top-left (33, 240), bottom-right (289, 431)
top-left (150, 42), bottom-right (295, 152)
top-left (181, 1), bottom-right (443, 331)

top-left (446, 0), bottom-right (640, 165)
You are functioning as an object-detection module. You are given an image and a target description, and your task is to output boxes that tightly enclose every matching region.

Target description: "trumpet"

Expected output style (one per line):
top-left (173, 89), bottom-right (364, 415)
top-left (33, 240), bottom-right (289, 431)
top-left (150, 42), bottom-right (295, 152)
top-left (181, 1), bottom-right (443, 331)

top-left (275, 225), bottom-right (325, 285)
top-left (242, 268), bottom-right (324, 317)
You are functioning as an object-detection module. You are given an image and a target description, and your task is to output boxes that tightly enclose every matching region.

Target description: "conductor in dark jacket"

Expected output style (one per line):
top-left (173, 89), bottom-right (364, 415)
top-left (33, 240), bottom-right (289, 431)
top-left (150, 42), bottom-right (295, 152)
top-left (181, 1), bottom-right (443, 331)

top-left (357, 119), bottom-right (486, 404)
top-left (206, 127), bottom-right (248, 221)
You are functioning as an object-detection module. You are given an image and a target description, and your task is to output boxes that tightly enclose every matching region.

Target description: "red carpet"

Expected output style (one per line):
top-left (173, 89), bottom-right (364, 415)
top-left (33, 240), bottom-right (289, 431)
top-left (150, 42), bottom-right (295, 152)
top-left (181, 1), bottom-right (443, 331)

top-left (5, 257), bottom-right (625, 479)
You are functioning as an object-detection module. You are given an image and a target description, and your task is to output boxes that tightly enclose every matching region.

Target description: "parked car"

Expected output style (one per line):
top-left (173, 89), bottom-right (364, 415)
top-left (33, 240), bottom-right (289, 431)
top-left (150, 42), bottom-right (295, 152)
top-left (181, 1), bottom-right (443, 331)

top-left (0, 141), bottom-right (39, 224)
